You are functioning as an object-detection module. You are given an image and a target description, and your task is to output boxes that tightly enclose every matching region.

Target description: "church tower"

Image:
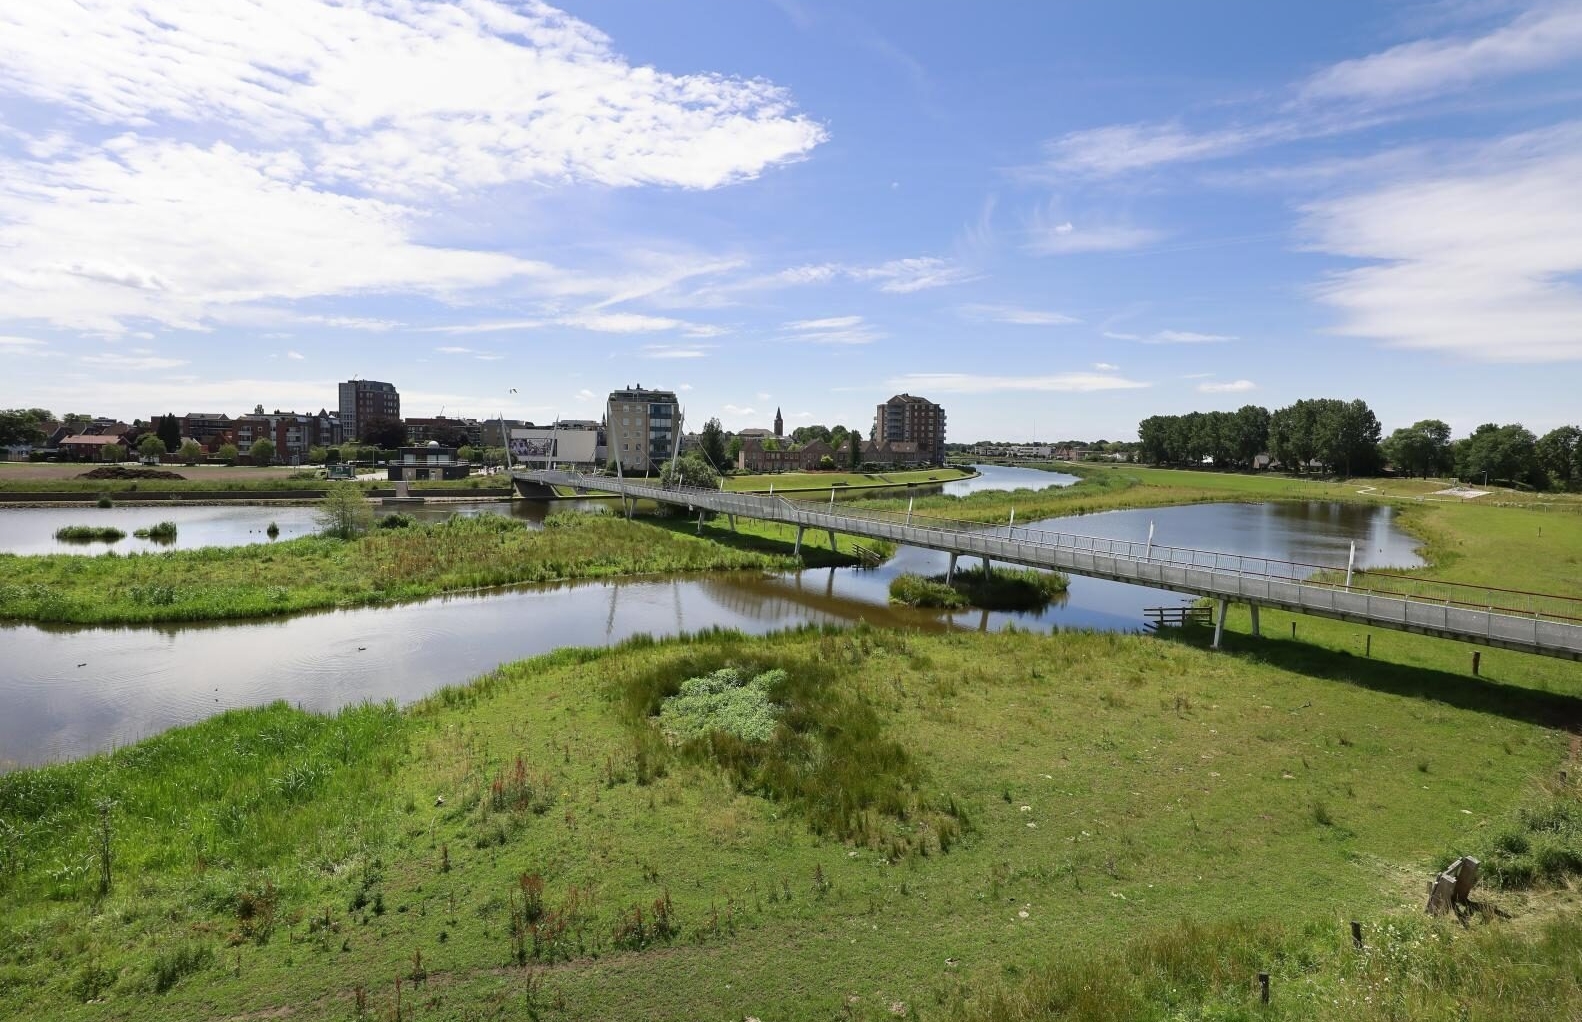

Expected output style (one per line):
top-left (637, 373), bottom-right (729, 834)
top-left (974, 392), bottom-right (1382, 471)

top-left (773, 407), bottom-right (783, 437)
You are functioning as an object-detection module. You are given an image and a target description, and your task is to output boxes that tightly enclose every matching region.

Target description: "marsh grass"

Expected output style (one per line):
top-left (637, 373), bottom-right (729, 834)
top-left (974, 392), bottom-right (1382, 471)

top-left (0, 515), bottom-right (796, 624)
top-left (131, 521), bottom-right (177, 542)
top-left (52, 525), bottom-right (125, 543)
top-left (889, 566), bottom-right (1068, 611)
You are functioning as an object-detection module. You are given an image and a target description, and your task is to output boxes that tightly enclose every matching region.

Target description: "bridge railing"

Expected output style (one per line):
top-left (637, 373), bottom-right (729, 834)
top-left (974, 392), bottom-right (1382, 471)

top-left (534, 470), bottom-right (1582, 628)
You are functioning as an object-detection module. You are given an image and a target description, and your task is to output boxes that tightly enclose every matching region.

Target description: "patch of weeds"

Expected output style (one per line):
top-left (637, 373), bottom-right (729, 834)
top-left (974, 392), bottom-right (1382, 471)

top-left (656, 667), bottom-right (783, 744)
top-left (148, 941), bottom-right (212, 993)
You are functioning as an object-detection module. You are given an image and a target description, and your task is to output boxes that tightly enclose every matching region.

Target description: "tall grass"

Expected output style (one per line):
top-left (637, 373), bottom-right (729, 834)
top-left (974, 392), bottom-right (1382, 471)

top-left (890, 566), bottom-right (1069, 611)
top-left (132, 521), bottom-right (178, 541)
top-left (52, 525), bottom-right (125, 543)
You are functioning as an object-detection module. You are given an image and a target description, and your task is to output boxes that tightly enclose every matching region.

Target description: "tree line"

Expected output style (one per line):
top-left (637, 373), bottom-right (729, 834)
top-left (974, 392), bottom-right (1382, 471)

top-left (1139, 399), bottom-right (1582, 491)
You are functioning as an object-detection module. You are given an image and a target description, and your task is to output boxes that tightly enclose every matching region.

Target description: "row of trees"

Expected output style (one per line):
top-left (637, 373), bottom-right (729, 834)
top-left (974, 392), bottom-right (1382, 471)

top-left (1139, 400), bottom-right (1582, 490)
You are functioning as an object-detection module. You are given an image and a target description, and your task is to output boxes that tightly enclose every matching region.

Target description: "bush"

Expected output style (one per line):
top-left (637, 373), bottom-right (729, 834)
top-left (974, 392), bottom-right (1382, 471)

top-left (377, 513), bottom-right (415, 530)
top-left (316, 484), bottom-right (374, 539)
top-left (132, 521), bottom-right (178, 541)
top-left (657, 667), bottom-right (784, 744)
top-left (889, 573), bottom-right (968, 609)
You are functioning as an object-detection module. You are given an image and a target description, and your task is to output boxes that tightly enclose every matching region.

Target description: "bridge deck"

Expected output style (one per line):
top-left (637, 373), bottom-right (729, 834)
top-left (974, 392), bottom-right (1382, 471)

top-left (519, 470), bottom-right (1582, 662)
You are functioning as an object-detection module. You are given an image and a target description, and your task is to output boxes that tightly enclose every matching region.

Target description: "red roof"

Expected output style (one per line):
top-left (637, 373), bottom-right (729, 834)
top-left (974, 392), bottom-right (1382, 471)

top-left (58, 434), bottom-right (128, 446)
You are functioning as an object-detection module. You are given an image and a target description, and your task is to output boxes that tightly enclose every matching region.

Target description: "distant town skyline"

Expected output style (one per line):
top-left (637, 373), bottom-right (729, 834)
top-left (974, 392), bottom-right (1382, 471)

top-left (2, 1), bottom-right (1580, 440)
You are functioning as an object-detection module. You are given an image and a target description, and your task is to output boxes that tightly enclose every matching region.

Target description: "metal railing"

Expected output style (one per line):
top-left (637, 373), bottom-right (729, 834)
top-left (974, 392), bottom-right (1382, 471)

top-left (525, 470), bottom-right (1582, 653)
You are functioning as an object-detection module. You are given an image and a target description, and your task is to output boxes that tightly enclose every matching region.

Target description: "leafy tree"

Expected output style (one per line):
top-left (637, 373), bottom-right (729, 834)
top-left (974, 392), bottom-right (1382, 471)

top-left (817, 454), bottom-right (836, 470)
top-left (792, 425), bottom-right (831, 445)
top-left (457, 444), bottom-right (476, 464)
top-left (1456, 423), bottom-right (1544, 489)
top-left (316, 484), bottom-right (374, 539)
top-left (249, 438), bottom-right (276, 465)
top-left (829, 425), bottom-right (848, 453)
top-left (660, 453), bottom-right (721, 489)
top-left (1231, 405), bottom-right (1270, 468)
top-left (178, 439), bottom-right (205, 464)
top-left (307, 445), bottom-right (328, 464)
top-left (699, 417), bottom-right (728, 472)
top-left (217, 443), bottom-right (239, 465)
top-left (325, 447), bottom-right (342, 465)
top-left (1381, 419), bottom-right (1452, 478)
top-left (1536, 426), bottom-right (1581, 491)
top-left (99, 442), bottom-right (126, 463)
top-left (155, 414), bottom-right (181, 453)
top-left (847, 428), bottom-right (863, 471)
top-left (360, 416), bottom-right (407, 449)
top-left (137, 434), bottom-right (167, 461)
top-left (726, 435), bottom-right (743, 465)
top-left (0, 409), bottom-right (47, 447)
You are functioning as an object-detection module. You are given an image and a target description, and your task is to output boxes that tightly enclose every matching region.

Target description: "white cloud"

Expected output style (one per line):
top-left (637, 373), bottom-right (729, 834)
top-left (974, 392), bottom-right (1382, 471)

top-left (888, 372), bottom-right (1149, 394)
top-left (849, 256), bottom-right (979, 293)
top-left (641, 344), bottom-right (712, 359)
top-left (1024, 206), bottom-right (1165, 254)
top-left (1042, 122), bottom-right (1265, 177)
top-left (436, 346), bottom-right (476, 355)
top-left (422, 320), bottom-right (546, 335)
top-left (1301, 5), bottom-right (1582, 106)
top-left (1145, 330), bottom-right (1236, 344)
top-left (0, 335), bottom-right (48, 352)
top-left (723, 404), bottom-right (757, 416)
top-left (959, 303), bottom-right (1080, 326)
top-left (78, 352), bottom-right (189, 371)
top-left (556, 311), bottom-right (722, 335)
top-left (784, 315), bottom-right (882, 345)
top-left (1105, 329), bottom-right (1235, 344)
top-left (575, 388), bottom-right (596, 402)
top-left (1093, 362), bottom-right (1119, 371)
top-left (0, 0), bottom-right (826, 196)
top-left (1197, 379), bottom-right (1257, 393)
top-left (1301, 123), bottom-right (1582, 361)
top-left (286, 350), bottom-right (304, 360)
top-left (0, 139), bottom-right (546, 333)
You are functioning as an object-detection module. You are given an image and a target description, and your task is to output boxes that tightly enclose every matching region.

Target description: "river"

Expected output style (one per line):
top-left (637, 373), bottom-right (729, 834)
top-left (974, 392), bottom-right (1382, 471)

top-left (0, 466), bottom-right (1421, 769)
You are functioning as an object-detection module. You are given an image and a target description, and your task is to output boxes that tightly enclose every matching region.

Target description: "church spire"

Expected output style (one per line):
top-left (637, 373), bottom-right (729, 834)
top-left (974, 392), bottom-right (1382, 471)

top-left (773, 406), bottom-right (783, 437)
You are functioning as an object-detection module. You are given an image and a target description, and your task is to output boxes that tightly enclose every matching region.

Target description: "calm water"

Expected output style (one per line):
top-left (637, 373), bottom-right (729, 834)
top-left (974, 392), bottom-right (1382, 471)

top-left (0, 466), bottom-right (1420, 769)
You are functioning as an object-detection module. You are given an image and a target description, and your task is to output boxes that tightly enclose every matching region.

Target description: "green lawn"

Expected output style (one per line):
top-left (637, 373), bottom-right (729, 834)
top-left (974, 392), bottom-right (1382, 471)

top-left (3, 626), bottom-right (1578, 1020)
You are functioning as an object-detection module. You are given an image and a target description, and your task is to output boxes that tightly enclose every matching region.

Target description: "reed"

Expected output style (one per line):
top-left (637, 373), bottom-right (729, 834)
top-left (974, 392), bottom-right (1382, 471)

top-left (53, 525), bottom-right (125, 542)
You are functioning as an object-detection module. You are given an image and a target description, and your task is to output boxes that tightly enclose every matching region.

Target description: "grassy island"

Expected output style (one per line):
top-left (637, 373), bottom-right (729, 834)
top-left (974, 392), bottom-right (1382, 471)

top-left (0, 513), bottom-right (844, 625)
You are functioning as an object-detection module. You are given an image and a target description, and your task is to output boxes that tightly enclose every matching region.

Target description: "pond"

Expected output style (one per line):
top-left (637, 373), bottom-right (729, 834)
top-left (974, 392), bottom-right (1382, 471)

top-left (0, 478), bottom-right (1421, 769)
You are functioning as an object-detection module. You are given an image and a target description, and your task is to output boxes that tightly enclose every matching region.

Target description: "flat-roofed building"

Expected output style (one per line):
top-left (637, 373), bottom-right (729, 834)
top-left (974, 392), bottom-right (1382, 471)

top-left (606, 385), bottom-right (678, 473)
top-left (873, 393), bottom-right (946, 465)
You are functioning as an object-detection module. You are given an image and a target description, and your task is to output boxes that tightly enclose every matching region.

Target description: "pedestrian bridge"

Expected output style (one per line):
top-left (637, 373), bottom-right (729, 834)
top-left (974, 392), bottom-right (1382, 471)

top-left (517, 470), bottom-right (1582, 662)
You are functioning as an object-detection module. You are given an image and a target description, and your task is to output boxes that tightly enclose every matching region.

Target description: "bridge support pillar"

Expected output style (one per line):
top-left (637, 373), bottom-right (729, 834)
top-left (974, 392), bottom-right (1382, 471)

top-left (1212, 598), bottom-right (1228, 649)
top-left (728, 514), bottom-right (737, 534)
top-left (982, 556), bottom-right (991, 576)
top-left (1249, 603), bottom-right (1261, 638)
top-left (696, 510), bottom-right (704, 535)
top-left (828, 530), bottom-right (838, 554)
top-left (793, 525), bottom-right (804, 557)
top-left (946, 552), bottom-right (958, 584)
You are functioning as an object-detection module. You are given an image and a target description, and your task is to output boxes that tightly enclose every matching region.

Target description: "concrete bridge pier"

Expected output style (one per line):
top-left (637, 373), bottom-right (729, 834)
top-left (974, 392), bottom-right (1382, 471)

top-left (1250, 603), bottom-right (1261, 638)
top-left (696, 510), bottom-right (705, 535)
top-left (728, 514), bottom-right (737, 534)
top-left (946, 552), bottom-right (958, 584)
top-left (1212, 598), bottom-right (1229, 649)
top-left (793, 525), bottom-right (804, 557)
top-left (982, 555), bottom-right (991, 576)
top-left (828, 529), bottom-right (838, 553)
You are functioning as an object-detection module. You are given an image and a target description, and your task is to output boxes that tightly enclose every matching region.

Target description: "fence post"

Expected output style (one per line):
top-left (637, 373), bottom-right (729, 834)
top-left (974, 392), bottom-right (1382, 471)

top-left (793, 525), bottom-right (804, 557)
top-left (906, 496), bottom-right (914, 525)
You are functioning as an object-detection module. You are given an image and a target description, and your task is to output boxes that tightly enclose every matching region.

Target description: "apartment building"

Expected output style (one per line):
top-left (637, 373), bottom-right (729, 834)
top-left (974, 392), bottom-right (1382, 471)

top-left (606, 385), bottom-right (679, 473)
top-left (873, 393), bottom-right (947, 465)
top-left (337, 379), bottom-right (400, 442)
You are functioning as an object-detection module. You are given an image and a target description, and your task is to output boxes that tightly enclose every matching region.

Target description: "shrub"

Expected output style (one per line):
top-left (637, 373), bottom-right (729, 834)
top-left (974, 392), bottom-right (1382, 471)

top-left (889, 573), bottom-right (968, 609)
top-left (378, 513), bottom-right (416, 530)
top-left (316, 484), bottom-right (374, 539)
top-left (657, 667), bottom-right (784, 744)
top-left (132, 521), bottom-right (178, 541)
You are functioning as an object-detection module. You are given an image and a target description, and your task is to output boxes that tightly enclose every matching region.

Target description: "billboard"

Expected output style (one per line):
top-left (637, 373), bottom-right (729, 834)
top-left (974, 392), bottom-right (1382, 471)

top-left (509, 427), bottom-right (598, 466)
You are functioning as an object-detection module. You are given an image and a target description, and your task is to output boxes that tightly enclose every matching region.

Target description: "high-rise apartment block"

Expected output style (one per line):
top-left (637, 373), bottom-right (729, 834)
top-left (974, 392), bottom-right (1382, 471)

top-left (338, 379), bottom-right (400, 442)
top-left (606, 385), bottom-right (679, 473)
top-left (873, 393), bottom-right (946, 465)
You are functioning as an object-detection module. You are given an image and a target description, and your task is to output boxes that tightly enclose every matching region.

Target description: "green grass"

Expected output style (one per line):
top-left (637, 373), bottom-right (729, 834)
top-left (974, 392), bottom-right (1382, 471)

top-left (131, 521), bottom-right (177, 541)
top-left (3, 626), bottom-right (1579, 1020)
top-left (889, 567), bottom-right (1069, 612)
top-left (0, 514), bottom-right (798, 625)
top-left (52, 525), bottom-right (125, 543)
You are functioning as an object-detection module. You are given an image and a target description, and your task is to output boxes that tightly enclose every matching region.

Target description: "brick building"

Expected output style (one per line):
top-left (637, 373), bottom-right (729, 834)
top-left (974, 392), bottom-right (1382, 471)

top-left (873, 394), bottom-right (946, 465)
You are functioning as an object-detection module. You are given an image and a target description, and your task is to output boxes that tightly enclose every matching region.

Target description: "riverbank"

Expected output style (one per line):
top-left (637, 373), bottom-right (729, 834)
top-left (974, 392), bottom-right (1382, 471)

top-left (0, 513), bottom-right (860, 625)
top-left (725, 465), bottom-right (976, 493)
top-left (3, 625), bottom-right (1578, 1020)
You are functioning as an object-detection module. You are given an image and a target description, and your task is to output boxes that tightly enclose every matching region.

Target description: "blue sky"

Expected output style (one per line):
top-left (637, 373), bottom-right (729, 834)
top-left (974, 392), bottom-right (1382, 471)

top-left (1, 0), bottom-right (1579, 441)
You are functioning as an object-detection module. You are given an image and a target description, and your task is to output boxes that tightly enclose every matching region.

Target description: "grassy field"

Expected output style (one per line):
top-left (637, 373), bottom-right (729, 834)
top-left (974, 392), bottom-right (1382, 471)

top-left (2, 625), bottom-right (1579, 1021)
top-left (0, 512), bottom-right (832, 625)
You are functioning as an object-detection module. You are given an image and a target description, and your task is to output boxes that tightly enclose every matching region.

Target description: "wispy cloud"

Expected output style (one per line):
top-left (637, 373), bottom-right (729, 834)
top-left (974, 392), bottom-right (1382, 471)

top-left (641, 344), bottom-right (713, 359)
top-left (78, 352), bottom-right (188, 370)
top-left (286, 350), bottom-right (304, 360)
top-left (888, 372), bottom-right (1149, 394)
top-left (1093, 362), bottom-right (1119, 371)
top-left (1105, 329), bottom-right (1236, 344)
top-left (1024, 207), bottom-right (1165, 255)
top-left (958, 303), bottom-right (1080, 325)
top-left (848, 256), bottom-right (979, 293)
top-left (783, 315), bottom-right (883, 345)
top-left (1197, 379), bottom-right (1257, 393)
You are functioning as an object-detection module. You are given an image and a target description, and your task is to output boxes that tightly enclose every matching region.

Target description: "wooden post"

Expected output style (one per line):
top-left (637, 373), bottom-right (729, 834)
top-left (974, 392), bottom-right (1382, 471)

top-left (1249, 604), bottom-right (1260, 637)
top-left (981, 555), bottom-right (991, 576)
top-left (1425, 871), bottom-right (1457, 915)
top-left (1212, 598), bottom-right (1228, 649)
top-left (728, 514), bottom-right (737, 534)
top-left (1472, 651), bottom-right (1481, 675)
top-left (1291, 621), bottom-right (1297, 638)
top-left (1145, 520), bottom-right (1154, 560)
top-left (1351, 920), bottom-right (1363, 949)
top-left (1008, 507), bottom-right (1015, 528)
top-left (696, 510), bottom-right (704, 535)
